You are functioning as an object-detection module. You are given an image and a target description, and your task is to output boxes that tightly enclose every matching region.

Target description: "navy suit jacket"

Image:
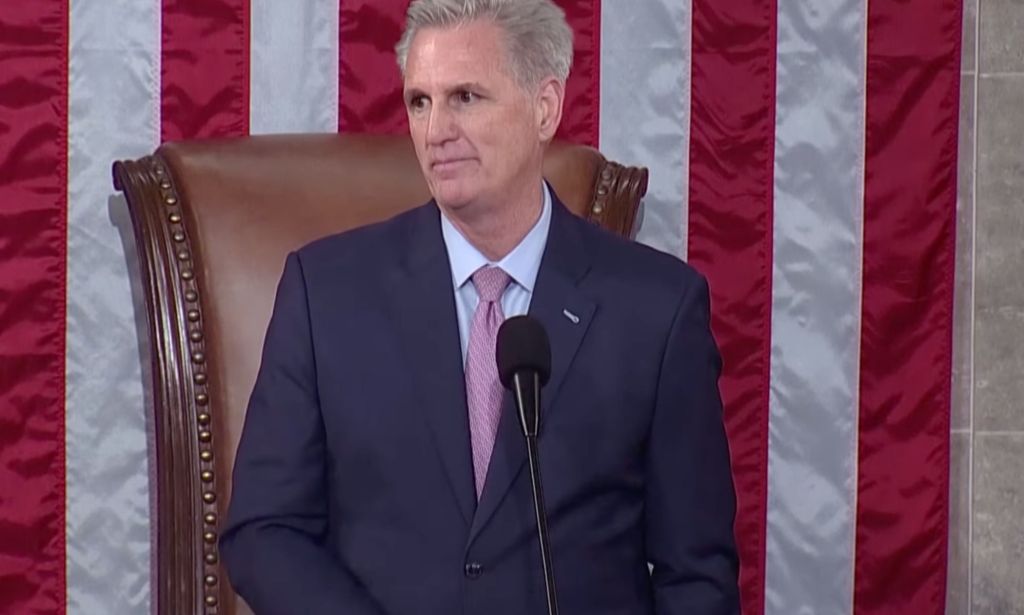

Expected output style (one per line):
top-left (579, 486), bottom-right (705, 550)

top-left (221, 194), bottom-right (740, 615)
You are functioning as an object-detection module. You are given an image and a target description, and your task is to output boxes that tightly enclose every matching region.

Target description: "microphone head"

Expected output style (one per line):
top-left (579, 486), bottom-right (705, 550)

top-left (496, 315), bottom-right (551, 389)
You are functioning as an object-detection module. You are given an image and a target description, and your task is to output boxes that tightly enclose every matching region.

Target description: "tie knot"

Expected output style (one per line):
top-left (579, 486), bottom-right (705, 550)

top-left (471, 266), bottom-right (510, 302)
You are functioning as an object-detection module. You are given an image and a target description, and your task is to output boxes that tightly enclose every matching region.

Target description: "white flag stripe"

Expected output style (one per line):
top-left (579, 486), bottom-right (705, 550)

top-left (66, 1), bottom-right (159, 613)
top-left (599, 0), bottom-right (691, 258)
top-left (250, 0), bottom-right (340, 134)
top-left (764, 2), bottom-right (867, 614)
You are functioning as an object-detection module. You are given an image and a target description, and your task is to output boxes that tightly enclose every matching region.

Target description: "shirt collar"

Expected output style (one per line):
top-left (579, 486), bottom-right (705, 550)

top-left (440, 182), bottom-right (552, 292)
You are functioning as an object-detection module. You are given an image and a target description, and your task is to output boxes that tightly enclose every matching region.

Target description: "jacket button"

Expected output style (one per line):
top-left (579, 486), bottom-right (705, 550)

top-left (464, 562), bottom-right (483, 579)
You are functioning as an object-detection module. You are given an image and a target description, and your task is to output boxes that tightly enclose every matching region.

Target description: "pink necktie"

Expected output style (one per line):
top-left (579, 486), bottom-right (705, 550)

top-left (465, 265), bottom-right (511, 498)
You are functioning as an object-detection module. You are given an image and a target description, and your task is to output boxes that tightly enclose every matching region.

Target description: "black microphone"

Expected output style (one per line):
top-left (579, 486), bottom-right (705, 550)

top-left (496, 316), bottom-right (558, 615)
top-left (497, 315), bottom-right (551, 437)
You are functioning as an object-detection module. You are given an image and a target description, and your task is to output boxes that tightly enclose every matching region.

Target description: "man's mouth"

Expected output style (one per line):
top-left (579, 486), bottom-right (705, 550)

top-left (430, 158), bottom-right (475, 177)
top-left (432, 157), bottom-right (473, 169)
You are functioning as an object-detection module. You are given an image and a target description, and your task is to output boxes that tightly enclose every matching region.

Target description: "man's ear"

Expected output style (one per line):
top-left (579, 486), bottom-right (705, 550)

top-left (536, 77), bottom-right (565, 142)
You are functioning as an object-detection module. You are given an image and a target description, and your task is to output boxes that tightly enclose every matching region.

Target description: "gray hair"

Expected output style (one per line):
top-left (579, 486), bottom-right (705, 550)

top-left (395, 0), bottom-right (574, 88)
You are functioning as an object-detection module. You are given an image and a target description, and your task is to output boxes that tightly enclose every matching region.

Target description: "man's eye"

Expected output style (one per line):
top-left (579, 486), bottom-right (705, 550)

top-left (456, 91), bottom-right (476, 104)
top-left (408, 96), bottom-right (428, 111)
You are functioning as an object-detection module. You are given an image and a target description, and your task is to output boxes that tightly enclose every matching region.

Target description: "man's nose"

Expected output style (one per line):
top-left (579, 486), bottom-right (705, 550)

top-left (426, 103), bottom-right (458, 145)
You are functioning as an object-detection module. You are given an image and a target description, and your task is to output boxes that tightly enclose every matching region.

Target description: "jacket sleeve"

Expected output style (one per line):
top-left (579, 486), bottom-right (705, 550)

top-left (220, 252), bottom-right (386, 615)
top-left (646, 272), bottom-right (741, 615)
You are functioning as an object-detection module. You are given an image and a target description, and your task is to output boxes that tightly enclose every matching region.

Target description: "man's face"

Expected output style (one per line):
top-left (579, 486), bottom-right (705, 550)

top-left (403, 20), bottom-right (546, 213)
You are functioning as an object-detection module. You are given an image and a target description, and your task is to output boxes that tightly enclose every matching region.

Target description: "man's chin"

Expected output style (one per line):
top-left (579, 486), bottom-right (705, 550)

top-left (434, 200), bottom-right (474, 220)
top-left (429, 184), bottom-right (477, 212)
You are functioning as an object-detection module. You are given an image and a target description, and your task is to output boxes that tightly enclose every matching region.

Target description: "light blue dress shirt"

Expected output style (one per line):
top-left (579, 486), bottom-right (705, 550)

top-left (440, 182), bottom-right (553, 364)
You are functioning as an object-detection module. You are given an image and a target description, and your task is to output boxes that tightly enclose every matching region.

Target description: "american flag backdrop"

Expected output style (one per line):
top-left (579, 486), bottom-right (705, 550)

top-left (0, 0), bottom-right (961, 613)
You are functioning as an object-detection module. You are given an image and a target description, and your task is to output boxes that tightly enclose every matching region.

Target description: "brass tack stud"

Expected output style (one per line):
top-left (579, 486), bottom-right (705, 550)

top-left (194, 372), bottom-right (207, 384)
top-left (204, 595), bottom-right (217, 607)
top-left (190, 330), bottom-right (203, 342)
top-left (200, 450), bottom-right (213, 462)
top-left (196, 393), bottom-right (209, 406)
top-left (169, 213), bottom-right (182, 223)
top-left (185, 290), bottom-right (198, 302)
top-left (181, 269), bottom-right (194, 281)
top-left (203, 531), bottom-right (217, 544)
top-left (187, 310), bottom-right (200, 322)
top-left (601, 168), bottom-right (612, 179)
top-left (204, 512), bottom-right (217, 525)
top-left (593, 205), bottom-right (604, 214)
top-left (205, 552), bottom-right (218, 565)
top-left (172, 232), bottom-right (185, 242)
top-left (202, 492), bottom-right (216, 504)
top-left (597, 186), bottom-right (608, 196)
top-left (165, 196), bottom-right (178, 206)
top-left (177, 250), bottom-right (189, 261)
top-left (201, 470), bottom-right (214, 483)
top-left (199, 430), bottom-right (212, 443)
top-left (192, 351), bottom-right (205, 363)
top-left (198, 413), bottom-right (211, 425)
top-left (160, 180), bottom-right (171, 189)
top-left (205, 575), bottom-right (217, 586)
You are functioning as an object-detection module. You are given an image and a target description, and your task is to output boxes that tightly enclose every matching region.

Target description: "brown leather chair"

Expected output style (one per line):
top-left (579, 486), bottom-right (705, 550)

top-left (111, 133), bottom-right (648, 614)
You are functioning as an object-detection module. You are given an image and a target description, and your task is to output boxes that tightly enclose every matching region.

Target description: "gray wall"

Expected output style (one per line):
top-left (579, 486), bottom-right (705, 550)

top-left (948, 0), bottom-right (1024, 612)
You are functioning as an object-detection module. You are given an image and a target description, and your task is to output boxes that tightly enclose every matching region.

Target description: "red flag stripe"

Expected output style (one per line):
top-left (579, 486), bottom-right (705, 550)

top-left (554, 0), bottom-right (600, 147)
top-left (338, 0), bottom-right (409, 135)
top-left (161, 0), bottom-right (251, 141)
top-left (687, 1), bottom-right (777, 613)
top-left (853, 0), bottom-right (960, 612)
top-left (0, 2), bottom-right (68, 613)
top-left (338, 0), bottom-right (600, 147)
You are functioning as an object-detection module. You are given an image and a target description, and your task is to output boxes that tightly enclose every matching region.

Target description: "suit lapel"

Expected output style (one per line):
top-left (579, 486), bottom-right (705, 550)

top-left (468, 198), bottom-right (596, 545)
top-left (389, 204), bottom-right (476, 527)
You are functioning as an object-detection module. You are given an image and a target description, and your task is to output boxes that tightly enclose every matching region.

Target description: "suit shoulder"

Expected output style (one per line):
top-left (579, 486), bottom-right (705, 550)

top-left (578, 219), bottom-right (707, 296)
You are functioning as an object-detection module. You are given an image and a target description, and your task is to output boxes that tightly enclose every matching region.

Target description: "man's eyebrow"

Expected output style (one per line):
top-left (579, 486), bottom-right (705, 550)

top-left (403, 87), bottom-right (426, 102)
top-left (404, 82), bottom-right (492, 101)
top-left (449, 82), bottom-right (498, 100)
top-left (449, 82), bottom-right (487, 93)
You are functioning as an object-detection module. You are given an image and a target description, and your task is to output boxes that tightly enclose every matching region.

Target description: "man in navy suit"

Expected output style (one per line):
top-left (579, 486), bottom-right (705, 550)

top-left (220, 0), bottom-right (740, 613)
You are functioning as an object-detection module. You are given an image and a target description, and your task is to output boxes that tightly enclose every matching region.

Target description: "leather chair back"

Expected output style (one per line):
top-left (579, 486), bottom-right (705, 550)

top-left (113, 133), bottom-right (648, 614)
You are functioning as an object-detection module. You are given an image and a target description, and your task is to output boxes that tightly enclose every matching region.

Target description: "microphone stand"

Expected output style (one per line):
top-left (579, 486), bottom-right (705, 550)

top-left (513, 372), bottom-right (558, 615)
